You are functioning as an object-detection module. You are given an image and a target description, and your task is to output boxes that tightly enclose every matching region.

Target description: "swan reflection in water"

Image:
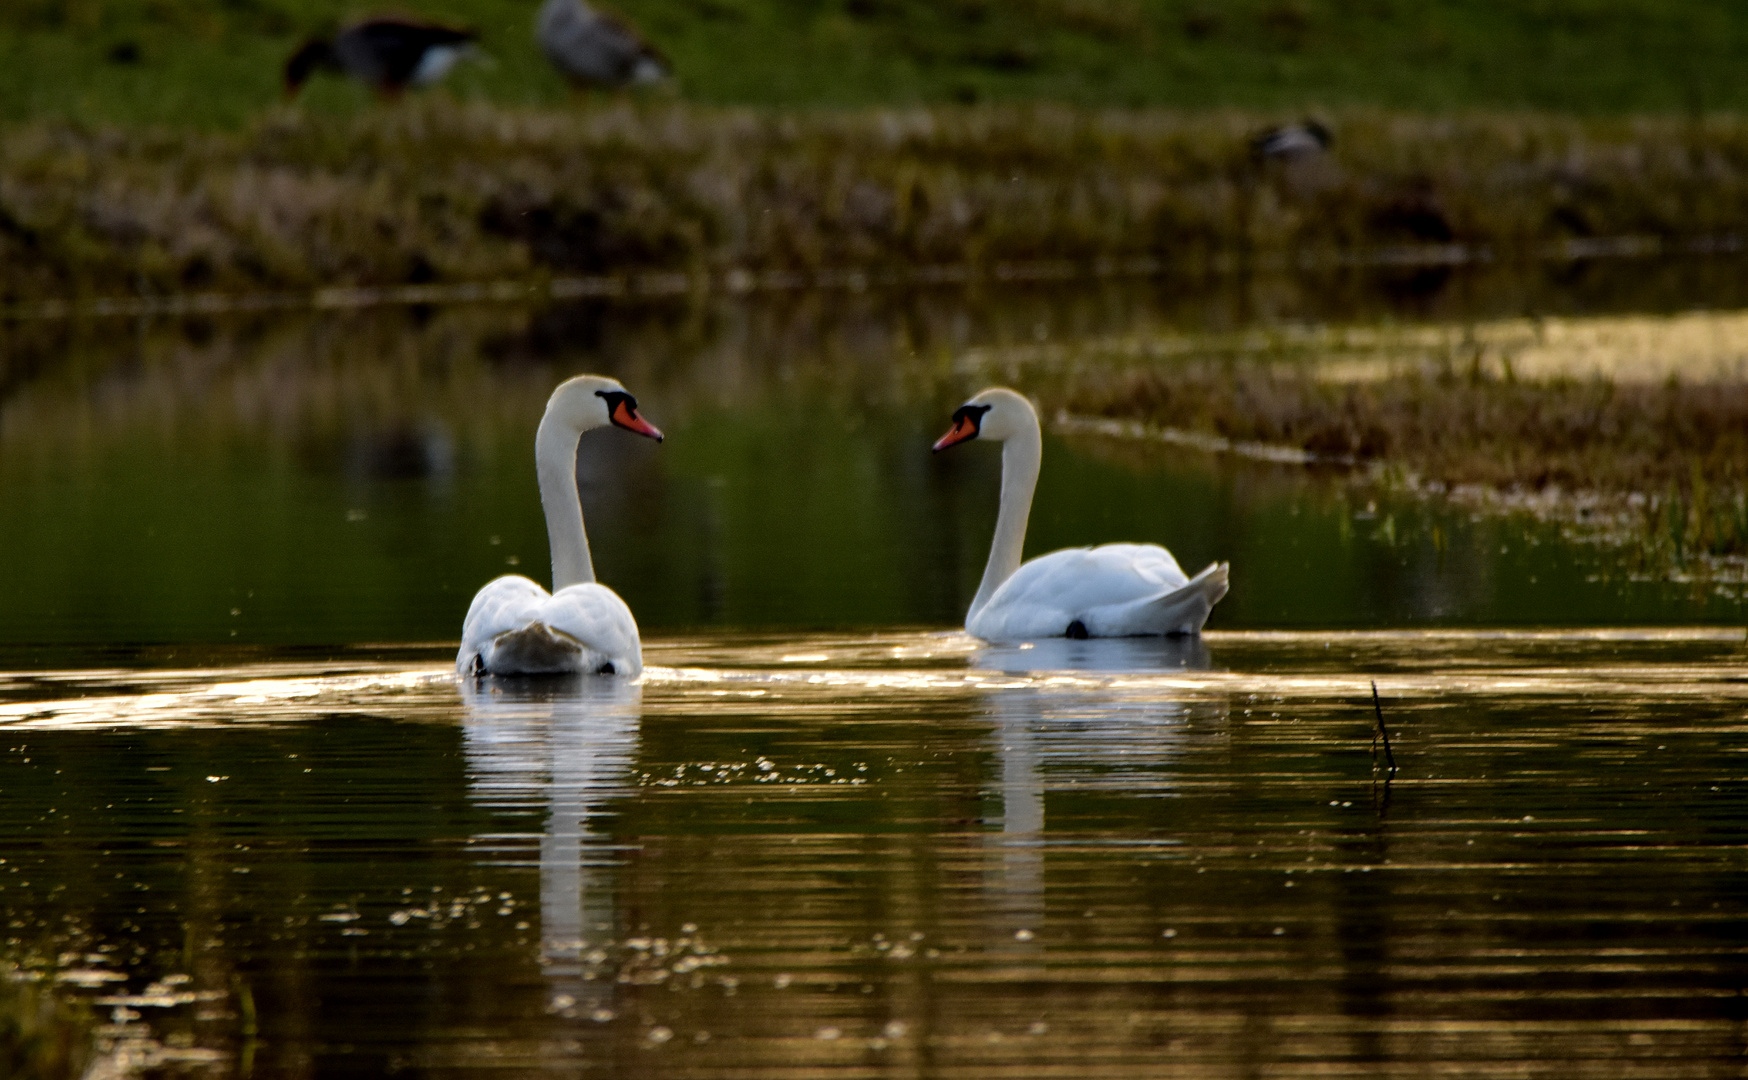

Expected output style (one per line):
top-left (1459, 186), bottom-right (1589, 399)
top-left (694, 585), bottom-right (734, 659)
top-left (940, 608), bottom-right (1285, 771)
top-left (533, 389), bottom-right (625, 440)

top-left (975, 634), bottom-right (1212, 675)
top-left (972, 636), bottom-right (1213, 938)
top-left (460, 677), bottom-right (641, 1014)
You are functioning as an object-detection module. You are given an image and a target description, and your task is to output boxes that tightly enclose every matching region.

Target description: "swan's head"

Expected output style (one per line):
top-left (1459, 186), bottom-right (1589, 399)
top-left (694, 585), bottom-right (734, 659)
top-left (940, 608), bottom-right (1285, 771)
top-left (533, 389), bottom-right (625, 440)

top-left (545, 374), bottom-right (664, 441)
top-left (932, 387), bottom-right (1036, 451)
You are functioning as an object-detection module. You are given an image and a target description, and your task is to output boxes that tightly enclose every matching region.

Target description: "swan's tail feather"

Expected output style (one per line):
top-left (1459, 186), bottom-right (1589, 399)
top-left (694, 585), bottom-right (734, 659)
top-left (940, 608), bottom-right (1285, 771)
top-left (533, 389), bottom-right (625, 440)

top-left (1147, 561), bottom-right (1229, 635)
top-left (482, 622), bottom-right (587, 674)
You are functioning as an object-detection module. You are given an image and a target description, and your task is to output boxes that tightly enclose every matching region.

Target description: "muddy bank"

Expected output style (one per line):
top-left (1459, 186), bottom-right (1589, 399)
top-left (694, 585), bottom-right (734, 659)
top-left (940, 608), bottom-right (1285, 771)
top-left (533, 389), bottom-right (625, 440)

top-left (9, 102), bottom-right (1748, 304)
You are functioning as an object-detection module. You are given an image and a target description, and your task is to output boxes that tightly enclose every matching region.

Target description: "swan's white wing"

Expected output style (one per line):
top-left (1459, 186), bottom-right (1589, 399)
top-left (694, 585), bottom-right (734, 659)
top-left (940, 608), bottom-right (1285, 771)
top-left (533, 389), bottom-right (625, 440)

top-left (459, 575), bottom-right (551, 672)
top-left (1083, 561), bottom-right (1229, 637)
top-left (969, 544), bottom-right (1224, 642)
top-left (541, 583), bottom-right (643, 677)
top-left (458, 576), bottom-right (642, 677)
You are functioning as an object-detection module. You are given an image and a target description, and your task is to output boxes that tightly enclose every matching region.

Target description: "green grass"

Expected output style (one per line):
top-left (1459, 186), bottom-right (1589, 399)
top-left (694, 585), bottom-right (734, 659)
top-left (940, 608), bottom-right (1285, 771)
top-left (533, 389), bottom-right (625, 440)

top-left (8, 0), bottom-right (1748, 128)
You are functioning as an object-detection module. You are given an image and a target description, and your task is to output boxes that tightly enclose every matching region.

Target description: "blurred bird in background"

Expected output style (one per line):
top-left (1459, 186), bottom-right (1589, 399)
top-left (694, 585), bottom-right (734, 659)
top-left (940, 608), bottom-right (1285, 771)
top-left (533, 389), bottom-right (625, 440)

top-left (284, 18), bottom-right (481, 99)
top-left (1251, 120), bottom-right (1333, 160)
top-left (536, 0), bottom-right (669, 89)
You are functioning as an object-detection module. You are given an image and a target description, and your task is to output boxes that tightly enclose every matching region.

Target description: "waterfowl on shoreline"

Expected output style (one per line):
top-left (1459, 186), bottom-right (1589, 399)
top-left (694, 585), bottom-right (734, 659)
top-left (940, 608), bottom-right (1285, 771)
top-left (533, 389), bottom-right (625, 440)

top-left (458, 375), bottom-right (663, 678)
top-left (932, 388), bottom-right (1229, 643)
top-left (284, 18), bottom-right (480, 99)
top-left (536, 0), bottom-right (668, 89)
top-left (1251, 119), bottom-right (1333, 159)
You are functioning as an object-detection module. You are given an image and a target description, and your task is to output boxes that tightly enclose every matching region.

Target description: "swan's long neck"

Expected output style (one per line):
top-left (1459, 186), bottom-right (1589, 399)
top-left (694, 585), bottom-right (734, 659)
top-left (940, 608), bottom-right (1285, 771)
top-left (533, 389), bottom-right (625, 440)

top-left (968, 421), bottom-right (1041, 620)
top-left (535, 414), bottom-right (595, 590)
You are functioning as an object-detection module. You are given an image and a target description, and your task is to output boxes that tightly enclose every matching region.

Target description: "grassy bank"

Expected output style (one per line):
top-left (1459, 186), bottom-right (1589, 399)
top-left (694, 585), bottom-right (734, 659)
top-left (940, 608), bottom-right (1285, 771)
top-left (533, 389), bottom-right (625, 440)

top-left (9, 102), bottom-right (1748, 304)
top-left (8, 1), bottom-right (1748, 127)
top-left (1035, 329), bottom-right (1748, 574)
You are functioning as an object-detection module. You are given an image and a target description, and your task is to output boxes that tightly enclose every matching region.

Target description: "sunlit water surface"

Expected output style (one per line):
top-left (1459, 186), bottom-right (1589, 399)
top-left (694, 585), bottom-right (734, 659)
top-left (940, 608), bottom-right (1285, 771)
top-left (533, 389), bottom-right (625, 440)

top-left (2, 629), bottom-right (1746, 1077)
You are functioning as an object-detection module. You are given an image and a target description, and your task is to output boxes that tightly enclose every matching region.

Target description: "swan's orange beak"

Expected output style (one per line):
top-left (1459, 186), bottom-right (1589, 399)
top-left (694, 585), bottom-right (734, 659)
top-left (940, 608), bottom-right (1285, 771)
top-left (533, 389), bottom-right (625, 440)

top-left (610, 400), bottom-right (664, 442)
top-left (932, 416), bottom-right (978, 452)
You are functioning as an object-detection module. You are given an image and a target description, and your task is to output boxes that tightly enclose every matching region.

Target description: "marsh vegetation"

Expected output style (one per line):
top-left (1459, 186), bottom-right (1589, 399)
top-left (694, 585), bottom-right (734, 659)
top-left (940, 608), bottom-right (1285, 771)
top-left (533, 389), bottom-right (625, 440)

top-left (11, 102), bottom-right (1748, 305)
top-left (1015, 313), bottom-right (1748, 574)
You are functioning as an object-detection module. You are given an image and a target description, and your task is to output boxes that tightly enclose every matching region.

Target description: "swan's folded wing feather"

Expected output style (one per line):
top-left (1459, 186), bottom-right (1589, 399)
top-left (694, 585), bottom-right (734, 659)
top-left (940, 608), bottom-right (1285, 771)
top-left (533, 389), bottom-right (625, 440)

top-left (459, 575), bottom-right (552, 670)
top-left (983, 544), bottom-right (1187, 612)
top-left (970, 550), bottom-right (1220, 641)
top-left (1084, 561), bottom-right (1229, 637)
top-left (457, 577), bottom-right (643, 677)
top-left (544, 583), bottom-right (643, 676)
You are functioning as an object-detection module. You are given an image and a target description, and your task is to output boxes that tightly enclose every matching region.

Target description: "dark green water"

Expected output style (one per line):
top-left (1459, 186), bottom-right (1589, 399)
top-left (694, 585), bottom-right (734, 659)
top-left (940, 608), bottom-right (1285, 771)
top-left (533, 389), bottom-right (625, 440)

top-left (1, 280), bottom-right (1741, 664)
top-left (4, 273), bottom-right (1748, 1076)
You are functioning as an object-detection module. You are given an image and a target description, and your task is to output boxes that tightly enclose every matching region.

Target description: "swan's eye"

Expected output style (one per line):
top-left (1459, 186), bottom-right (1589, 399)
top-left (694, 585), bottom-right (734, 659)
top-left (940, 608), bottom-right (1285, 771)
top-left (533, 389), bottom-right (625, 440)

top-left (951, 404), bottom-right (992, 432)
top-left (933, 403), bottom-right (991, 452)
top-left (596, 389), bottom-right (635, 423)
top-left (597, 389), bottom-right (664, 441)
top-left (948, 404), bottom-right (991, 438)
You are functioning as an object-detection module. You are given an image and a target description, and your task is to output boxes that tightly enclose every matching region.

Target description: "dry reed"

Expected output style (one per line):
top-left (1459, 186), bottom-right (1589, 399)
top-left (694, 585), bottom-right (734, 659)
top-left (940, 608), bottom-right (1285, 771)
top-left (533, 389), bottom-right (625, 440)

top-left (1062, 361), bottom-right (1748, 565)
top-left (9, 101), bottom-right (1748, 302)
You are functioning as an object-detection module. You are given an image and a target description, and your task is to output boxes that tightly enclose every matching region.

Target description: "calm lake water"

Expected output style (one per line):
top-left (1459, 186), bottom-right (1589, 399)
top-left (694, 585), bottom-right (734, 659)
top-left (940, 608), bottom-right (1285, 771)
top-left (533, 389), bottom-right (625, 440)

top-left (4, 631), bottom-right (1748, 1077)
top-left (3, 263), bottom-right (1748, 1076)
top-left (5, 265), bottom-right (1748, 662)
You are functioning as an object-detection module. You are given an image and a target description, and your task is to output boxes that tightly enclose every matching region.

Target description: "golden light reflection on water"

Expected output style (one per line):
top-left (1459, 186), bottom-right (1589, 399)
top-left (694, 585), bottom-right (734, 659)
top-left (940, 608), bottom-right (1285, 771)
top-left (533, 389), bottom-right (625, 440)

top-left (2, 629), bottom-right (1746, 1077)
top-left (4, 628), bottom-right (1747, 730)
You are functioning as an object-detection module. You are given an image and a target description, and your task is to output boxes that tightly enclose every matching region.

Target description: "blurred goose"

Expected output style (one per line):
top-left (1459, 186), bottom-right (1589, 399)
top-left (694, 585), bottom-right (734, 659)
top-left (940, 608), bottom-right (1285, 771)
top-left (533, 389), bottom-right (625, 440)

top-left (284, 18), bottom-right (480, 98)
top-left (1251, 119), bottom-right (1332, 159)
top-left (536, 0), bottom-right (668, 88)
top-left (933, 388), bottom-right (1229, 643)
top-left (458, 375), bottom-right (663, 677)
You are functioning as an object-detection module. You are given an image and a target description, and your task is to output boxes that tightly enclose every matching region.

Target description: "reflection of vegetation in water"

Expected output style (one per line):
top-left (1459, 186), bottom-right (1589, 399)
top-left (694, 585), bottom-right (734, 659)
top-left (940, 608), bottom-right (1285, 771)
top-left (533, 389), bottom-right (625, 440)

top-left (14, 103), bottom-right (1748, 301)
top-left (4, 286), bottom-right (1746, 651)
top-left (0, 969), bottom-right (89, 1080)
top-left (0, 298), bottom-right (992, 644)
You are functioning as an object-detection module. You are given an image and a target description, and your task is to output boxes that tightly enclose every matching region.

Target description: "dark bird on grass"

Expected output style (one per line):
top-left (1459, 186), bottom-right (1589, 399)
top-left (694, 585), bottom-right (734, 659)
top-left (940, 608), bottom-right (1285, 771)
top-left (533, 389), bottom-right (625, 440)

top-left (1251, 120), bottom-right (1333, 160)
top-left (284, 18), bottom-right (481, 99)
top-left (536, 0), bottom-right (668, 89)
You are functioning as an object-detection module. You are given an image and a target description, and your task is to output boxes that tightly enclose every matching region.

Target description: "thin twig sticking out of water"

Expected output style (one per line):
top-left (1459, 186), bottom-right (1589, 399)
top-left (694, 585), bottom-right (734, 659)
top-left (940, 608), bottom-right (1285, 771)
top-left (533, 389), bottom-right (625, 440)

top-left (1371, 681), bottom-right (1398, 775)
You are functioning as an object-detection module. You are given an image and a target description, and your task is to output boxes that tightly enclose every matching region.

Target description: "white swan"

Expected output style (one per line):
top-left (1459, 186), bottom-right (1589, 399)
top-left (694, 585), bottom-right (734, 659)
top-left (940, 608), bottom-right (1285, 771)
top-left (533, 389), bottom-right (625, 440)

top-left (458, 375), bottom-right (663, 677)
top-left (933, 387), bottom-right (1229, 642)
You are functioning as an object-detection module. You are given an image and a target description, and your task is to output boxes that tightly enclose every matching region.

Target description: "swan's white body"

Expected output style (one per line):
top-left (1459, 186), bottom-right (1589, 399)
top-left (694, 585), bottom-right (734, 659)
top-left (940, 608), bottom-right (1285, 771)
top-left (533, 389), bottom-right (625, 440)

top-left (936, 388), bottom-right (1229, 643)
top-left (458, 375), bottom-right (661, 678)
top-left (460, 576), bottom-right (641, 677)
top-left (968, 543), bottom-right (1229, 642)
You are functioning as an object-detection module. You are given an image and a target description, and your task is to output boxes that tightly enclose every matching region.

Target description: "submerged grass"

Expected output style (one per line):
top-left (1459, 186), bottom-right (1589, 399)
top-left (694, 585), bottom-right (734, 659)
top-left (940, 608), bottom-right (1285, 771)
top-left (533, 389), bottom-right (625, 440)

top-left (11, 101), bottom-right (1748, 304)
top-left (0, 969), bottom-right (89, 1080)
